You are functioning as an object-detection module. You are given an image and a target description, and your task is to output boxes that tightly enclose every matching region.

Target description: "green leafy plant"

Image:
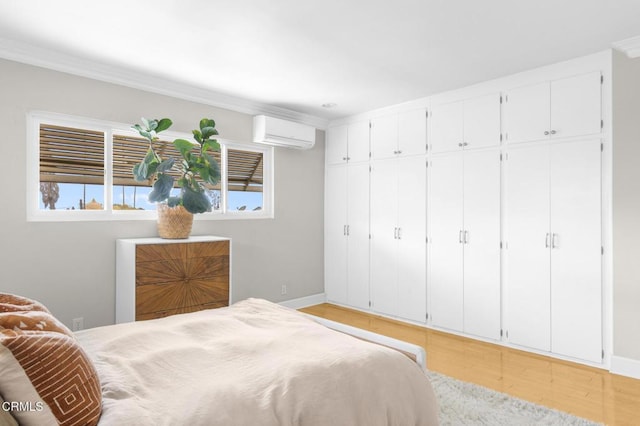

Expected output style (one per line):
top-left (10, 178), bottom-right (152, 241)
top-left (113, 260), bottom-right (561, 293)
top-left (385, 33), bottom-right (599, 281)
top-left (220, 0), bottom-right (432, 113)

top-left (131, 117), bottom-right (221, 214)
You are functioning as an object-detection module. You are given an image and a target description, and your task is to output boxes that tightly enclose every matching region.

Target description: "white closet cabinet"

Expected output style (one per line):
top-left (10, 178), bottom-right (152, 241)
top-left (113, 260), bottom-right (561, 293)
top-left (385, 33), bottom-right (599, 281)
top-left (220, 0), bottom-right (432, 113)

top-left (462, 150), bottom-right (501, 340)
top-left (504, 71), bottom-right (602, 144)
top-left (326, 125), bottom-right (349, 166)
top-left (371, 109), bottom-right (427, 160)
top-left (505, 139), bottom-right (602, 363)
top-left (370, 155), bottom-right (427, 322)
top-left (428, 150), bottom-right (501, 339)
top-left (326, 121), bottom-right (370, 165)
top-left (428, 153), bottom-right (464, 331)
top-left (325, 165), bottom-right (348, 304)
top-left (324, 163), bottom-right (370, 309)
top-left (430, 93), bottom-right (501, 153)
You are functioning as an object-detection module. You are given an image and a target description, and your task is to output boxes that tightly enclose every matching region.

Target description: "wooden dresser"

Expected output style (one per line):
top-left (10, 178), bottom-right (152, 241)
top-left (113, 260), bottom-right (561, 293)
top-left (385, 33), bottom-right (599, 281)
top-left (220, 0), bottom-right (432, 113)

top-left (116, 236), bottom-right (231, 323)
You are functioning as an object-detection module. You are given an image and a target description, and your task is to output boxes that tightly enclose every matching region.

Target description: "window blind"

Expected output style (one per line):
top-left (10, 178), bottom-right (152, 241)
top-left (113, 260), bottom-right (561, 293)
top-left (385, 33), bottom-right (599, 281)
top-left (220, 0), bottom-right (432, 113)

top-left (228, 149), bottom-right (263, 193)
top-left (39, 124), bottom-right (105, 184)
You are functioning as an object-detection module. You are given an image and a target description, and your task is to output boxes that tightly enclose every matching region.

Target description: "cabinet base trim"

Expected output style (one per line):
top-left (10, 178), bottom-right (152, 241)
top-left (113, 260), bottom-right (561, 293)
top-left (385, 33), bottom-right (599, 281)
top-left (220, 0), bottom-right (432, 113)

top-left (278, 293), bottom-right (326, 309)
top-left (610, 355), bottom-right (640, 379)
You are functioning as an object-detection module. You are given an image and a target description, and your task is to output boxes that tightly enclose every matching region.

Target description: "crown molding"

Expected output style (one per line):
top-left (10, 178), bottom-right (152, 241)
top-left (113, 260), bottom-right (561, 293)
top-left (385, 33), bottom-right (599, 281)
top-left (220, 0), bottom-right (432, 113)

top-left (612, 35), bottom-right (640, 59)
top-left (0, 37), bottom-right (329, 129)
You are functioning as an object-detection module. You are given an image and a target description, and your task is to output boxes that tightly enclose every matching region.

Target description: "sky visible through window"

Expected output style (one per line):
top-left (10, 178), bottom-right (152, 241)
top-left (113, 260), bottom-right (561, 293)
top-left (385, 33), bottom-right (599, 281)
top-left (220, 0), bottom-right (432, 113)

top-left (39, 183), bottom-right (263, 212)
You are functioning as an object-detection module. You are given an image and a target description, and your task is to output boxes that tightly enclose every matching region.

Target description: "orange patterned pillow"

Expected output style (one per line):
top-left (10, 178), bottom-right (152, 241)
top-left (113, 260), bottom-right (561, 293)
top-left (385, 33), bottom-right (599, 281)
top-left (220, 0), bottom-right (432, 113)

top-left (0, 293), bottom-right (50, 314)
top-left (0, 310), bottom-right (74, 336)
top-left (0, 329), bottom-right (102, 426)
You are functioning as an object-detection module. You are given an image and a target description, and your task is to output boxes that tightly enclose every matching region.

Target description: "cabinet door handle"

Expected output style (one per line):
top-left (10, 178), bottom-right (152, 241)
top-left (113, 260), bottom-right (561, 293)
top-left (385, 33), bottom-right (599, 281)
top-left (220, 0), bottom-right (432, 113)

top-left (544, 131), bottom-right (550, 136)
top-left (545, 233), bottom-right (550, 248)
top-left (394, 227), bottom-right (398, 239)
top-left (397, 150), bottom-right (402, 155)
top-left (551, 233), bottom-right (558, 248)
top-left (459, 230), bottom-right (464, 244)
top-left (464, 230), bottom-right (469, 244)
top-left (342, 157), bottom-right (347, 161)
top-left (343, 225), bottom-right (347, 236)
top-left (458, 142), bottom-right (463, 147)
top-left (462, 142), bottom-right (468, 147)
top-left (397, 227), bottom-right (402, 240)
top-left (550, 130), bottom-right (557, 135)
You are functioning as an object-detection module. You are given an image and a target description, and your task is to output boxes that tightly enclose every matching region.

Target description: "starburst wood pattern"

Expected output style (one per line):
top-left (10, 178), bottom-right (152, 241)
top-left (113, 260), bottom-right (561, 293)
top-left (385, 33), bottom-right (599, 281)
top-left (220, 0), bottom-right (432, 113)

top-left (135, 240), bottom-right (229, 321)
top-left (301, 303), bottom-right (640, 425)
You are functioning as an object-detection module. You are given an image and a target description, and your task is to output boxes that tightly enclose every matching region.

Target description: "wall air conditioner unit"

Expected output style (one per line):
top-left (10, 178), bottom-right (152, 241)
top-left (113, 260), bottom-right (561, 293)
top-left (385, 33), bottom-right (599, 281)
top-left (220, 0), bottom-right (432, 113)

top-left (253, 115), bottom-right (316, 149)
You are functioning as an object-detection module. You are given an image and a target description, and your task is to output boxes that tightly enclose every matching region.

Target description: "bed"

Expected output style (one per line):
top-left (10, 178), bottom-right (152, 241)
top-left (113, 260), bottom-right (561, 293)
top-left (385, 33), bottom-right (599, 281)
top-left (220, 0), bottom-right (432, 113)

top-left (0, 295), bottom-right (439, 426)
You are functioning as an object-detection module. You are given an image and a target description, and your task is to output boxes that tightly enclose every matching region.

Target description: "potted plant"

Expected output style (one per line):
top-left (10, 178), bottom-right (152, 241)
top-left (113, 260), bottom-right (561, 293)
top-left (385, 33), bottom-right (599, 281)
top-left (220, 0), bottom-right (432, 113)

top-left (131, 117), bottom-right (221, 238)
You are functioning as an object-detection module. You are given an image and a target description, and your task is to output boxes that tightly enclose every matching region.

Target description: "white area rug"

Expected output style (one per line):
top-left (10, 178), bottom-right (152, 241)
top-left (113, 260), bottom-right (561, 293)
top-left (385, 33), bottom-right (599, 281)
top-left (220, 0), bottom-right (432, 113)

top-left (427, 371), bottom-right (601, 426)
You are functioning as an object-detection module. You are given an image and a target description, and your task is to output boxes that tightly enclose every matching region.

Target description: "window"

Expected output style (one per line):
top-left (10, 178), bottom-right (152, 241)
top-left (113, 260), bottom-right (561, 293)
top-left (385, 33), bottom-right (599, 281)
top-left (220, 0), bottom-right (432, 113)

top-left (38, 123), bottom-right (105, 210)
top-left (227, 148), bottom-right (263, 212)
top-left (111, 133), bottom-right (223, 212)
top-left (27, 112), bottom-right (273, 221)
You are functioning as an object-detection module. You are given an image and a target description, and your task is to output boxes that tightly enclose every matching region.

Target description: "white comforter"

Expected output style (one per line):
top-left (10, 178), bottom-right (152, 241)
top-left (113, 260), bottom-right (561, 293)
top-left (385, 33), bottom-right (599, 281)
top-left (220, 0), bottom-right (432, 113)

top-left (76, 298), bottom-right (439, 426)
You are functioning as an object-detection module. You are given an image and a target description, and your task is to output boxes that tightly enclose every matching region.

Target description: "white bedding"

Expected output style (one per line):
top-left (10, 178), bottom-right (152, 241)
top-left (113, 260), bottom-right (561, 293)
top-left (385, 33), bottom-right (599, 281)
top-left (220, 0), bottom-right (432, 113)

top-left (76, 298), bottom-right (439, 426)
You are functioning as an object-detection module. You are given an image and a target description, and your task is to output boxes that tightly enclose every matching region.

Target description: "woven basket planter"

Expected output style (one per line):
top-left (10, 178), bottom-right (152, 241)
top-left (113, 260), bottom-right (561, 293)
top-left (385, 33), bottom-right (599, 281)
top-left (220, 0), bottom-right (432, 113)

top-left (157, 204), bottom-right (194, 239)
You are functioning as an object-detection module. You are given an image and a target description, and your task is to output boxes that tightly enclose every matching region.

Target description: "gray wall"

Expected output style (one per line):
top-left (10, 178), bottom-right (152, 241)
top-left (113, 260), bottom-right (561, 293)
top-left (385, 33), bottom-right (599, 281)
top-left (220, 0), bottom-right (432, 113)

top-left (612, 50), bottom-right (640, 362)
top-left (0, 59), bottom-right (325, 329)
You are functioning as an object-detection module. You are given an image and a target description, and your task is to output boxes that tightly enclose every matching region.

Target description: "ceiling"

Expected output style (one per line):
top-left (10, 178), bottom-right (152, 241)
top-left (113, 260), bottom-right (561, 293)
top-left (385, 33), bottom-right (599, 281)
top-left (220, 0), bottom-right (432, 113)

top-left (1, 0), bottom-right (639, 126)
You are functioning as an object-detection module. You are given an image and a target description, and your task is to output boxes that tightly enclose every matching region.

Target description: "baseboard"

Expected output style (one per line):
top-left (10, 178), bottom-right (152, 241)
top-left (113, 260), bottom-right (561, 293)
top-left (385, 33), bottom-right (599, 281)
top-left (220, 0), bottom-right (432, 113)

top-left (279, 293), bottom-right (326, 309)
top-left (610, 355), bottom-right (640, 379)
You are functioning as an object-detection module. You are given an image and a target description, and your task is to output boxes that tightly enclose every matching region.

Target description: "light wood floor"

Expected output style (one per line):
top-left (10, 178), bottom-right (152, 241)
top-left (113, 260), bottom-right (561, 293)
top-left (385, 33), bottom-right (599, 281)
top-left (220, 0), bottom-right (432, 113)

top-left (300, 303), bottom-right (640, 426)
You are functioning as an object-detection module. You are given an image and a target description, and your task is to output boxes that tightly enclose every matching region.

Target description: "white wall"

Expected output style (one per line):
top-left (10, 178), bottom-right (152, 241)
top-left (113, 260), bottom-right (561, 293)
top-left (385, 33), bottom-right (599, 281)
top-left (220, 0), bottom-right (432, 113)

top-left (612, 50), bottom-right (640, 364)
top-left (0, 58), bottom-right (325, 329)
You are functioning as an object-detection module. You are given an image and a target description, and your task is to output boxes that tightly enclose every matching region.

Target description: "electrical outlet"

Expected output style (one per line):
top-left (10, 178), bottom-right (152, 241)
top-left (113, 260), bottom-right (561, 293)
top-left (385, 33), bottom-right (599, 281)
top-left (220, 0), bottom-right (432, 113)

top-left (281, 285), bottom-right (287, 295)
top-left (72, 317), bottom-right (84, 332)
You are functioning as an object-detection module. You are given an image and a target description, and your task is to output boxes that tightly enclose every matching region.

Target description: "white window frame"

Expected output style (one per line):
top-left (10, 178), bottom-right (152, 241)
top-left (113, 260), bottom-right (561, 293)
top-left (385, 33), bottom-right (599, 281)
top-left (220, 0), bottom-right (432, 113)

top-left (27, 111), bottom-right (274, 222)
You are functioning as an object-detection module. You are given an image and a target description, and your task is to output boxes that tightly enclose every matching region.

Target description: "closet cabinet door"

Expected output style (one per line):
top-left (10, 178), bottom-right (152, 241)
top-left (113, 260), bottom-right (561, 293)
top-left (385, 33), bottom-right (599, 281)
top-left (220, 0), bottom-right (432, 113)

top-left (326, 126), bottom-right (349, 165)
top-left (346, 163), bottom-right (371, 310)
top-left (550, 72), bottom-right (602, 140)
top-left (430, 101), bottom-right (463, 153)
top-left (325, 165), bottom-right (348, 304)
top-left (463, 93), bottom-right (502, 150)
top-left (550, 140), bottom-right (602, 363)
top-left (370, 115), bottom-right (398, 160)
top-left (370, 158), bottom-right (399, 316)
top-left (429, 153), bottom-right (464, 331)
top-left (396, 156), bottom-right (427, 323)
top-left (348, 121), bottom-right (371, 163)
top-left (504, 82), bottom-right (550, 144)
top-left (462, 150), bottom-right (501, 340)
top-left (398, 108), bottom-right (427, 157)
top-left (504, 144), bottom-right (551, 351)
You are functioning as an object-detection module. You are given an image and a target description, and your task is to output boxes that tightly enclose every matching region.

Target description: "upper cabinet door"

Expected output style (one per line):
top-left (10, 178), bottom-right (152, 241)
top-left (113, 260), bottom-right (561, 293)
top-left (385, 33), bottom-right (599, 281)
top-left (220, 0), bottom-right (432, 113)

top-left (347, 121), bottom-right (371, 163)
top-left (463, 93), bottom-right (502, 149)
top-left (398, 108), bottom-right (427, 156)
top-left (430, 101), bottom-right (464, 153)
top-left (370, 115), bottom-right (399, 160)
top-left (326, 125), bottom-right (349, 165)
top-left (550, 71), bottom-right (602, 140)
top-left (504, 82), bottom-right (550, 144)
top-left (505, 72), bottom-right (602, 144)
